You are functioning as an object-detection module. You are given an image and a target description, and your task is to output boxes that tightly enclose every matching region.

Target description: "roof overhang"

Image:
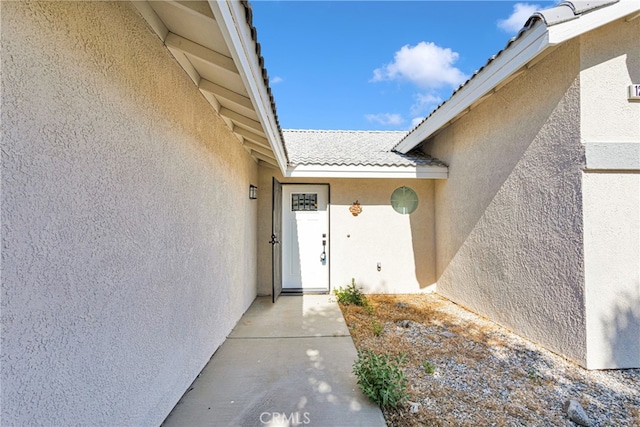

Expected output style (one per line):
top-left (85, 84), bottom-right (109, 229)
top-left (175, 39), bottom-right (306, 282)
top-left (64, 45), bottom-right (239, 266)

top-left (133, 0), bottom-right (288, 173)
top-left (286, 165), bottom-right (449, 179)
top-left (395, 0), bottom-right (640, 154)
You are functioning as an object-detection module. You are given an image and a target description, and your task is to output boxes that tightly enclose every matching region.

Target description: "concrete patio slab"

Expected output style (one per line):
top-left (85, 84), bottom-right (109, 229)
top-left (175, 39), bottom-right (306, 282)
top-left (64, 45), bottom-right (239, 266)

top-left (163, 295), bottom-right (386, 427)
top-left (229, 294), bottom-right (350, 339)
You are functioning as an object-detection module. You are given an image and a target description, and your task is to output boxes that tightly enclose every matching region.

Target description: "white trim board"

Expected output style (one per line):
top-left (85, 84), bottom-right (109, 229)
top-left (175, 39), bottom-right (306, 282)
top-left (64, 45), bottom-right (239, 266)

top-left (584, 142), bottom-right (640, 171)
top-left (286, 165), bottom-right (448, 179)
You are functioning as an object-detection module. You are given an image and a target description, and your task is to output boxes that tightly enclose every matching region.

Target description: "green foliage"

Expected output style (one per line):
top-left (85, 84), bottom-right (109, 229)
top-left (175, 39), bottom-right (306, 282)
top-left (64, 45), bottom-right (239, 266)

top-left (527, 367), bottom-right (543, 382)
top-left (364, 302), bottom-right (374, 315)
top-left (353, 350), bottom-right (409, 408)
top-left (334, 278), bottom-right (367, 306)
top-left (422, 360), bottom-right (436, 375)
top-left (371, 319), bottom-right (384, 336)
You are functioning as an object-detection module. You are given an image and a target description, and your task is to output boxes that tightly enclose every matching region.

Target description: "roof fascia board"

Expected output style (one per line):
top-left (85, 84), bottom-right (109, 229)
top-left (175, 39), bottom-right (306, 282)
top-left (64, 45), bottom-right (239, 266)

top-left (547, 0), bottom-right (640, 43)
top-left (395, 24), bottom-right (549, 154)
top-left (208, 0), bottom-right (288, 174)
top-left (286, 165), bottom-right (449, 179)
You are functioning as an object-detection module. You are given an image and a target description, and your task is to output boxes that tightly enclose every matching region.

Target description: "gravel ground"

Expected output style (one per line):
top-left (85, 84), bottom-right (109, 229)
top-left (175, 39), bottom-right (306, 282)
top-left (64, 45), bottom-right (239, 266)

top-left (338, 294), bottom-right (640, 427)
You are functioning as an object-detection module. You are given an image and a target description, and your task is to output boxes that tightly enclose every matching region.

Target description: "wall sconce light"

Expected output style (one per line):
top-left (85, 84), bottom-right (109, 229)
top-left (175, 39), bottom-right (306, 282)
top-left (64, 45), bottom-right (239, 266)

top-left (349, 200), bottom-right (362, 216)
top-left (249, 185), bottom-right (258, 200)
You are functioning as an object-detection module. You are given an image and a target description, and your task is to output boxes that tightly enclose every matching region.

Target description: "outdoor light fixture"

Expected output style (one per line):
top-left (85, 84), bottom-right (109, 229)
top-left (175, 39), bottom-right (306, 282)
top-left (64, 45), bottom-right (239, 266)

top-left (249, 185), bottom-right (257, 200)
top-left (349, 200), bottom-right (362, 216)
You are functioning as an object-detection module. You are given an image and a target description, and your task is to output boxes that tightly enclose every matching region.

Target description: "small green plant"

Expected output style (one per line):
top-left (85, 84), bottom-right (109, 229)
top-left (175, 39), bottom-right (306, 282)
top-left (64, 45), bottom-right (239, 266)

top-left (527, 367), bottom-right (543, 382)
top-left (422, 360), bottom-right (436, 375)
top-left (352, 350), bottom-right (409, 408)
top-left (371, 319), bottom-right (384, 336)
top-left (364, 302), bottom-right (374, 315)
top-left (334, 278), bottom-right (367, 306)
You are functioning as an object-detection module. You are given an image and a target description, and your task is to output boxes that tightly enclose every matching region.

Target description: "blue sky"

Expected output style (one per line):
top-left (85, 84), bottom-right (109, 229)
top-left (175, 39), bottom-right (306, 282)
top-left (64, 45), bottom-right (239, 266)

top-left (251, 1), bottom-right (555, 131)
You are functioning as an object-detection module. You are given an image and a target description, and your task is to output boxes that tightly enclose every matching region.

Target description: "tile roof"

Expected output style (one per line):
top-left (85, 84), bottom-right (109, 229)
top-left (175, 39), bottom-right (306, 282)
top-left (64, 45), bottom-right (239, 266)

top-left (527, 0), bottom-right (619, 26)
top-left (240, 1), bottom-right (288, 160)
top-left (394, 0), bottom-right (622, 151)
top-left (283, 130), bottom-right (447, 167)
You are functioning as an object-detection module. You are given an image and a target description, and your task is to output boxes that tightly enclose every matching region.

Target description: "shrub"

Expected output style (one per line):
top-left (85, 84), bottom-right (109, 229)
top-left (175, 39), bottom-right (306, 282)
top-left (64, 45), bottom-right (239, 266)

top-left (334, 278), bottom-right (367, 306)
top-left (353, 350), bottom-right (408, 408)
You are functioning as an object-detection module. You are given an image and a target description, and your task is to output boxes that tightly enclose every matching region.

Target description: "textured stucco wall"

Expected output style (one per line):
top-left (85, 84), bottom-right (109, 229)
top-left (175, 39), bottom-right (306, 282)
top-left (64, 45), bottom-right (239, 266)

top-left (257, 168), bottom-right (436, 295)
top-left (580, 17), bottom-right (640, 143)
top-left (583, 173), bottom-right (640, 368)
top-left (424, 41), bottom-right (588, 365)
top-left (580, 17), bottom-right (640, 369)
top-left (1, 2), bottom-right (258, 425)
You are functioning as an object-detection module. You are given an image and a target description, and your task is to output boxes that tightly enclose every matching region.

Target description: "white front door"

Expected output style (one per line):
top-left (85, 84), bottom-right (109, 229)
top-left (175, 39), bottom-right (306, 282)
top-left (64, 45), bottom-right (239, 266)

top-left (282, 185), bottom-right (329, 291)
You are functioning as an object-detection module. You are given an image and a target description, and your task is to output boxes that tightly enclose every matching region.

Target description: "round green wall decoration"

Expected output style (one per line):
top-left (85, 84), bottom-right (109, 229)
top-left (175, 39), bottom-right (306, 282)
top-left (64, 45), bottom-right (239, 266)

top-left (390, 186), bottom-right (418, 214)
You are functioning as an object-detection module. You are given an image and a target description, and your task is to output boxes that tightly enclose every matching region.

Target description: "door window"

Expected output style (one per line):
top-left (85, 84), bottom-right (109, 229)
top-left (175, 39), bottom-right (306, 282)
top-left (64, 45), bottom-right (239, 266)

top-left (291, 193), bottom-right (318, 211)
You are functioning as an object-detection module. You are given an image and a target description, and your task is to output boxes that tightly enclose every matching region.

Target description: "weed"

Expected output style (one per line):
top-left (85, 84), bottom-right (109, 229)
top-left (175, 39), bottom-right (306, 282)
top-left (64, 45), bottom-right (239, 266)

top-left (372, 319), bottom-right (384, 336)
top-left (334, 278), bottom-right (367, 306)
top-left (422, 360), bottom-right (436, 374)
top-left (527, 367), bottom-right (543, 382)
top-left (364, 302), bottom-right (374, 315)
top-left (353, 350), bottom-right (408, 408)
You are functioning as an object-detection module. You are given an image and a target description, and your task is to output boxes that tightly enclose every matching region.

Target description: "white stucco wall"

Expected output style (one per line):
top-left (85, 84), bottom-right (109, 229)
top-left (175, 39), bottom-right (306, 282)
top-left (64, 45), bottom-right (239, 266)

top-left (424, 41), bottom-right (588, 365)
top-left (1, 2), bottom-right (258, 425)
top-left (580, 17), bottom-right (640, 369)
top-left (583, 173), bottom-right (640, 368)
top-left (257, 168), bottom-right (436, 295)
top-left (580, 17), bottom-right (640, 143)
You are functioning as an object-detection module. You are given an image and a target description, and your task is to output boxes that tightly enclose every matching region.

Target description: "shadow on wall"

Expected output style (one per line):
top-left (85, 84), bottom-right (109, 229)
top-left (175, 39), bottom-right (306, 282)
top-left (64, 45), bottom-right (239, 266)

top-left (628, 50), bottom-right (640, 83)
top-left (258, 172), bottom-right (438, 294)
top-left (407, 181), bottom-right (437, 290)
top-left (331, 179), bottom-right (437, 292)
top-left (603, 291), bottom-right (640, 368)
top-left (422, 42), bottom-right (581, 279)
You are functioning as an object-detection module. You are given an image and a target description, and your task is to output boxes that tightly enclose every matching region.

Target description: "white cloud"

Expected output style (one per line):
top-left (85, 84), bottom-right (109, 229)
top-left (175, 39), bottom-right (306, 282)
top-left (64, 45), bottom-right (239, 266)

top-left (497, 3), bottom-right (541, 33)
top-left (270, 76), bottom-right (284, 85)
top-left (410, 93), bottom-right (443, 116)
top-left (411, 117), bottom-right (425, 129)
top-left (371, 41), bottom-right (468, 90)
top-left (364, 113), bottom-right (405, 126)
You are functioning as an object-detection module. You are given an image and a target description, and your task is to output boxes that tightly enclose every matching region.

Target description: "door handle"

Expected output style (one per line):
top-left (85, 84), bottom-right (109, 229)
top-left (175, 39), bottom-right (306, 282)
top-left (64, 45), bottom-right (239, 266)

top-left (269, 234), bottom-right (279, 245)
top-left (320, 234), bottom-right (327, 264)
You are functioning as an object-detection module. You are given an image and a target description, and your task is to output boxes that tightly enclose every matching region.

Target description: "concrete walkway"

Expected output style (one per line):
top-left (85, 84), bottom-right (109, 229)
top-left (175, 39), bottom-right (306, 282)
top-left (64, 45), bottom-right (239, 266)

top-left (163, 295), bottom-right (386, 427)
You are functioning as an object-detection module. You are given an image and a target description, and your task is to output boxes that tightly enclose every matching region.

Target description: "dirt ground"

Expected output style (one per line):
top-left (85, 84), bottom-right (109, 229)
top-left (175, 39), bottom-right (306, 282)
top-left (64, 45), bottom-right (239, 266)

top-left (338, 293), bottom-right (640, 427)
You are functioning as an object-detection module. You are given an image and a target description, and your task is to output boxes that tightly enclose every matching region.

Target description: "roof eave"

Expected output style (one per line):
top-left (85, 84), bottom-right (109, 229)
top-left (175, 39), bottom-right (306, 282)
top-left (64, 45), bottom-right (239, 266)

top-left (546, 0), bottom-right (640, 43)
top-left (395, 23), bottom-right (550, 154)
top-left (208, 0), bottom-right (288, 174)
top-left (285, 164), bottom-right (449, 179)
top-left (396, 0), bottom-right (640, 155)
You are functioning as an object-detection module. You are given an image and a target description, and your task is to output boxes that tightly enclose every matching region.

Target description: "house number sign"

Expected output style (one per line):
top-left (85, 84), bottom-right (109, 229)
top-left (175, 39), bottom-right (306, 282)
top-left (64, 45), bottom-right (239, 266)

top-left (629, 84), bottom-right (640, 101)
